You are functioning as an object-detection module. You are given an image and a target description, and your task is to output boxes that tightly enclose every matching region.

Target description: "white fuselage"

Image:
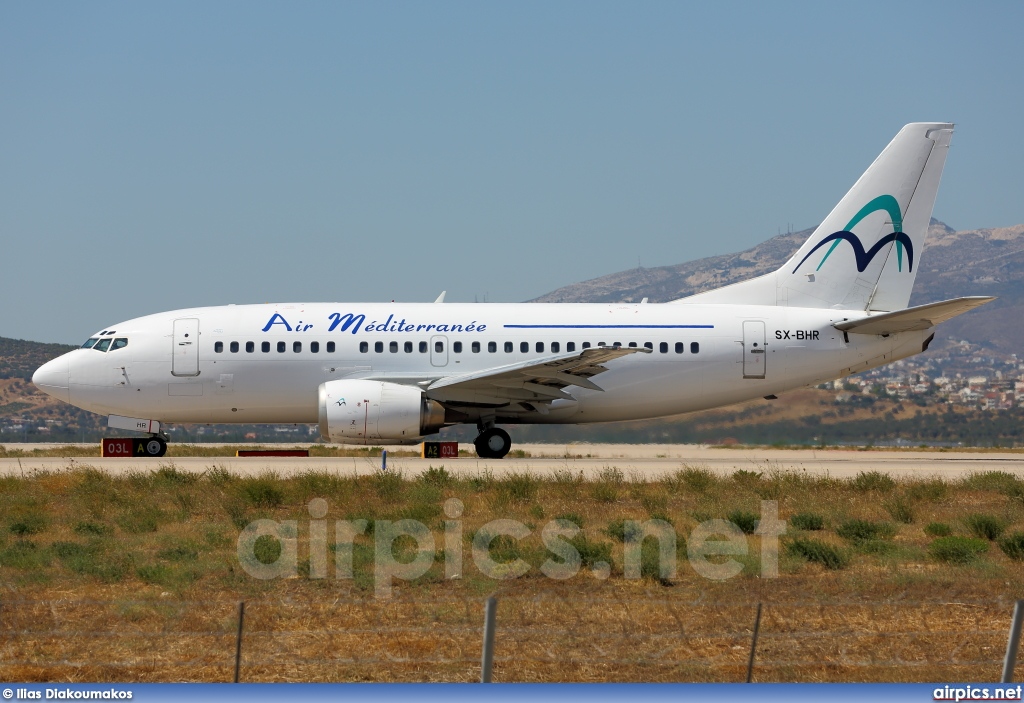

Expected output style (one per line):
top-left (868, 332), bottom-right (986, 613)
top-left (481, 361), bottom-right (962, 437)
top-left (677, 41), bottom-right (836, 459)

top-left (36, 302), bottom-right (929, 429)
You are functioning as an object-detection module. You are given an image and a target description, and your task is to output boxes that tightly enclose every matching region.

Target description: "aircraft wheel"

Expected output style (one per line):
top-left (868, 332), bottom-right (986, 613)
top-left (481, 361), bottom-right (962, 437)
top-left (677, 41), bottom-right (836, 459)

top-left (474, 428), bottom-right (512, 459)
top-left (144, 437), bottom-right (167, 457)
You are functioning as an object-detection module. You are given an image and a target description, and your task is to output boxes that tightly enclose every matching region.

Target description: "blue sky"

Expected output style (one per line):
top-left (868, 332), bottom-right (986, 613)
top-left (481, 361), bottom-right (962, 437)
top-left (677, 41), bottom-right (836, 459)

top-left (2, 1), bottom-right (1022, 343)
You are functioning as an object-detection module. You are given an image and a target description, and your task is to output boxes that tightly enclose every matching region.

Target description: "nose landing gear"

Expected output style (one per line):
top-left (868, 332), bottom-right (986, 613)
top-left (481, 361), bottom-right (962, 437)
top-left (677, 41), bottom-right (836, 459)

top-left (143, 435), bottom-right (168, 457)
top-left (474, 427), bottom-right (512, 459)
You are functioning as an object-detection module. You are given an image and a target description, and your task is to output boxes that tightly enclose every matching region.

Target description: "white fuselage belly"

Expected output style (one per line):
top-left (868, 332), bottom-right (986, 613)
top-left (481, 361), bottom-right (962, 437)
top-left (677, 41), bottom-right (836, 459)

top-left (63, 302), bottom-right (927, 427)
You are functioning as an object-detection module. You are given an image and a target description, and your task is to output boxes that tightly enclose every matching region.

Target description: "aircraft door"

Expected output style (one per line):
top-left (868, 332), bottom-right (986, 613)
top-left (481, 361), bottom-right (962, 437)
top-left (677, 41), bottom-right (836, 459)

top-left (172, 318), bottom-right (200, 377)
top-left (430, 336), bottom-right (448, 367)
top-left (742, 320), bottom-right (766, 379)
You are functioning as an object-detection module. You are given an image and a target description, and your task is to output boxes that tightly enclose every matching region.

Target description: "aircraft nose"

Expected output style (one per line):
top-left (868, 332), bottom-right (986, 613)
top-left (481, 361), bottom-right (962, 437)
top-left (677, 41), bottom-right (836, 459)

top-left (32, 354), bottom-right (71, 403)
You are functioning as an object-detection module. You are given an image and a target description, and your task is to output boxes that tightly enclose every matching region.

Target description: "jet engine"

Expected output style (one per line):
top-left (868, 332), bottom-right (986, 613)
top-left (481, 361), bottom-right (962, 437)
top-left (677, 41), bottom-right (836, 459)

top-left (318, 379), bottom-right (446, 444)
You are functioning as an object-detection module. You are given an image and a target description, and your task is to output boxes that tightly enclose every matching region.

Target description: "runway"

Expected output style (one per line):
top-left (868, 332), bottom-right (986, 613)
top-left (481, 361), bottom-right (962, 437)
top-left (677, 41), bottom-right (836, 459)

top-left (2, 443), bottom-right (1024, 479)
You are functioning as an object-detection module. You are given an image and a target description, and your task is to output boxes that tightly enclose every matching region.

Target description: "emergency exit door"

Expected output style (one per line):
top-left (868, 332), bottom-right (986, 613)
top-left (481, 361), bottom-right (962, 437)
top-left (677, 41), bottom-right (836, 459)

top-left (742, 320), bottom-right (766, 379)
top-left (172, 318), bottom-right (200, 377)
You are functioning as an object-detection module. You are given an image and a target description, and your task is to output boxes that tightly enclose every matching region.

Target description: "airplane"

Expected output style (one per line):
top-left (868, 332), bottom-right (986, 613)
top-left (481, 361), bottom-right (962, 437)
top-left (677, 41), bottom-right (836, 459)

top-left (32, 122), bottom-right (993, 459)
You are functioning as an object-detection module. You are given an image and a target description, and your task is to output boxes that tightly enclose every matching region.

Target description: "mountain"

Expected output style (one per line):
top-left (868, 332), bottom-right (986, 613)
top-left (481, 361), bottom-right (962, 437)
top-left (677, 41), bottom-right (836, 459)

top-left (533, 219), bottom-right (1024, 351)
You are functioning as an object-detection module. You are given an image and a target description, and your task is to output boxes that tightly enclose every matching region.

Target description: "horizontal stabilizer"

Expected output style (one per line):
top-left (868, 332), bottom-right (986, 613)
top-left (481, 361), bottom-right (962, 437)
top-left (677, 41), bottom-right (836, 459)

top-left (834, 296), bottom-right (995, 335)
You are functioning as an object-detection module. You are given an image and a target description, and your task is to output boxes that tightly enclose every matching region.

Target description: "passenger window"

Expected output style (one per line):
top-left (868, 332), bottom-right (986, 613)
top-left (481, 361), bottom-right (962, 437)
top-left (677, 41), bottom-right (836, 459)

top-left (417, 341), bottom-right (426, 353)
top-left (504, 342), bottom-right (513, 353)
top-left (215, 342), bottom-right (224, 353)
top-left (246, 341), bottom-right (254, 353)
top-left (582, 342), bottom-right (591, 349)
top-left (435, 341), bottom-right (444, 353)
top-left (360, 341), bottom-right (368, 353)
top-left (536, 342), bottom-right (544, 353)
top-left (644, 342), bottom-right (652, 350)
top-left (675, 342), bottom-right (684, 353)
top-left (294, 341), bottom-right (302, 353)
top-left (311, 342), bottom-right (319, 353)
top-left (454, 341), bottom-right (462, 353)
top-left (277, 341), bottom-right (286, 353)
top-left (551, 342), bottom-right (560, 353)
top-left (567, 342), bottom-right (575, 352)
top-left (81, 338), bottom-right (99, 349)
top-left (405, 341), bottom-right (413, 353)
top-left (488, 341), bottom-right (497, 353)
top-left (230, 341), bottom-right (239, 353)
top-left (262, 341), bottom-right (270, 353)
top-left (520, 342), bottom-right (528, 353)
top-left (659, 342), bottom-right (668, 353)
top-left (327, 342), bottom-right (335, 353)
top-left (628, 342), bottom-right (637, 348)
top-left (691, 342), bottom-right (700, 354)
top-left (375, 341), bottom-right (384, 353)
top-left (111, 338), bottom-right (128, 351)
top-left (390, 341), bottom-right (398, 353)
top-left (599, 342), bottom-right (606, 347)
top-left (613, 342), bottom-right (622, 348)
top-left (94, 339), bottom-right (111, 352)
top-left (472, 341), bottom-right (481, 353)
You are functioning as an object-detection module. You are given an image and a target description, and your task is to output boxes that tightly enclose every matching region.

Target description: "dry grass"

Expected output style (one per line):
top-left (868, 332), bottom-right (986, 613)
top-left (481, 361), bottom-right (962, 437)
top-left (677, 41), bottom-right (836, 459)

top-left (2, 465), bottom-right (1024, 682)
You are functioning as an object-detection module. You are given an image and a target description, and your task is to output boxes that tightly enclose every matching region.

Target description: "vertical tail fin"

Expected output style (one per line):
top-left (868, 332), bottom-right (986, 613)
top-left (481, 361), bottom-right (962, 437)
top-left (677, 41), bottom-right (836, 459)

top-left (677, 123), bottom-right (953, 311)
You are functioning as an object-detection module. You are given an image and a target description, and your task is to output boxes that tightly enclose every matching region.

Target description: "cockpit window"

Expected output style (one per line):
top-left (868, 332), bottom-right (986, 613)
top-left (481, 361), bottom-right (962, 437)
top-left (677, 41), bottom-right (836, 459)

top-left (93, 338), bottom-right (112, 352)
top-left (111, 338), bottom-right (128, 351)
top-left (81, 338), bottom-right (99, 349)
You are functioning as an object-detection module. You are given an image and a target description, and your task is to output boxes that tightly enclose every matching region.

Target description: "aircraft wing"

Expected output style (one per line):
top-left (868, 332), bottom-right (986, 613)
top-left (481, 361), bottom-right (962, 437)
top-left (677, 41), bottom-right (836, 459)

top-left (426, 345), bottom-right (651, 405)
top-left (834, 296), bottom-right (995, 335)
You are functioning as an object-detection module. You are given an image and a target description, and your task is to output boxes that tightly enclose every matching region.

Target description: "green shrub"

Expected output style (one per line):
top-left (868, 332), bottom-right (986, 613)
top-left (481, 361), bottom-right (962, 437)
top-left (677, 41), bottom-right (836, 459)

top-left (606, 519), bottom-right (643, 543)
top-left (240, 477), bottom-right (286, 508)
top-left (372, 470), bottom-right (404, 501)
top-left (884, 497), bottom-right (915, 524)
top-left (568, 534), bottom-right (612, 568)
top-left (790, 513), bottom-right (825, 531)
top-left (929, 536), bottom-right (988, 564)
top-left (907, 479), bottom-right (948, 502)
top-left (924, 522), bottom-right (952, 537)
top-left (787, 538), bottom-right (849, 570)
top-left (253, 535), bottom-right (282, 564)
top-left (962, 471), bottom-right (1024, 497)
top-left (74, 521), bottom-right (112, 536)
top-left (154, 464), bottom-right (197, 485)
top-left (836, 519), bottom-right (896, 542)
top-left (999, 532), bottom-right (1024, 560)
top-left (851, 471), bottom-right (896, 493)
top-left (10, 513), bottom-right (47, 536)
top-left (591, 482), bottom-right (619, 503)
top-left (727, 510), bottom-right (759, 534)
top-left (674, 467), bottom-right (716, 493)
top-left (965, 514), bottom-right (1006, 541)
top-left (116, 505), bottom-right (164, 533)
top-left (420, 465), bottom-right (452, 487)
top-left (498, 473), bottom-right (538, 504)
top-left (555, 513), bottom-right (584, 529)
top-left (157, 544), bottom-right (199, 562)
top-left (0, 540), bottom-right (52, 569)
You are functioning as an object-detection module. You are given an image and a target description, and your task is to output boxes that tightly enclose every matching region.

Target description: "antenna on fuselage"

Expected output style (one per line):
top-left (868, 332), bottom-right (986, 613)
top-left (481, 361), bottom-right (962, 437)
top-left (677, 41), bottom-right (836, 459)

top-left (434, 291), bottom-right (446, 303)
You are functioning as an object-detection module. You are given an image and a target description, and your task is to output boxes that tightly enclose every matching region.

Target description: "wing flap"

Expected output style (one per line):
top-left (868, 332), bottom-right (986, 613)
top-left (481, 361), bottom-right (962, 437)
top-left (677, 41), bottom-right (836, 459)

top-left (427, 345), bottom-right (650, 402)
top-left (834, 296), bottom-right (994, 335)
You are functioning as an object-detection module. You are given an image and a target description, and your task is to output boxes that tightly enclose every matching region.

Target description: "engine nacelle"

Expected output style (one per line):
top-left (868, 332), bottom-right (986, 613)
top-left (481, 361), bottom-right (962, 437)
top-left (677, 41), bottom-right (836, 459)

top-left (318, 380), bottom-right (446, 444)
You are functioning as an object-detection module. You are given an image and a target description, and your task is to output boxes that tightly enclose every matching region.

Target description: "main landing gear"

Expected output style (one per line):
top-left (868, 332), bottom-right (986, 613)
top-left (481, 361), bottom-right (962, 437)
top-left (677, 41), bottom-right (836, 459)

top-left (474, 427), bottom-right (512, 459)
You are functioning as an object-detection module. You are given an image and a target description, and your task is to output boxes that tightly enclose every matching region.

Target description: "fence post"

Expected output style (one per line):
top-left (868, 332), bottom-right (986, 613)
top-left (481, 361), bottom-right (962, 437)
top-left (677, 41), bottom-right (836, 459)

top-left (1002, 600), bottom-right (1024, 683)
top-left (382, 450), bottom-right (387, 471)
top-left (234, 601), bottom-right (246, 683)
top-left (481, 596), bottom-right (497, 683)
top-left (746, 602), bottom-right (763, 683)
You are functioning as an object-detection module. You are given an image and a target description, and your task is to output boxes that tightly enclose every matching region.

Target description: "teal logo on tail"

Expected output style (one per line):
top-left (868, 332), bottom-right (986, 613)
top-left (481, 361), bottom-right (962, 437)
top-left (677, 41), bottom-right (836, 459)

top-left (792, 195), bottom-right (913, 273)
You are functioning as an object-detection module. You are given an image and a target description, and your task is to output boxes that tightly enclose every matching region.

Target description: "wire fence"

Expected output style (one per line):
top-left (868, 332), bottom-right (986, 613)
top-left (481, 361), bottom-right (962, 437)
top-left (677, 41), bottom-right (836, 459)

top-left (1, 593), bottom-right (1022, 682)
